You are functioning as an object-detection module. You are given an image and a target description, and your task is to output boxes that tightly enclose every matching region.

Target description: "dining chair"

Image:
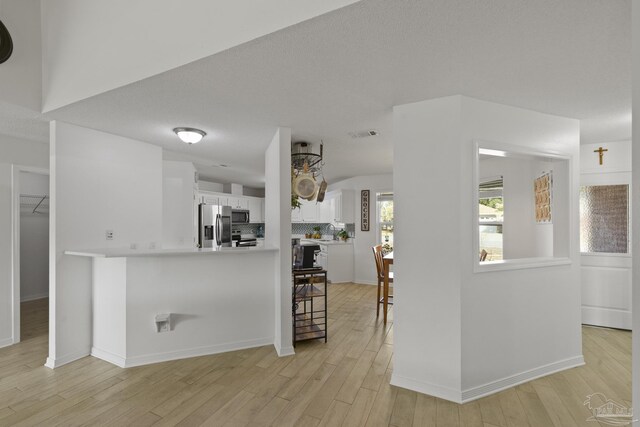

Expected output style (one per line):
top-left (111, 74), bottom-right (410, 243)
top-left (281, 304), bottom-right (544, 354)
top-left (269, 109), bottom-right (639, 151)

top-left (372, 245), bottom-right (393, 317)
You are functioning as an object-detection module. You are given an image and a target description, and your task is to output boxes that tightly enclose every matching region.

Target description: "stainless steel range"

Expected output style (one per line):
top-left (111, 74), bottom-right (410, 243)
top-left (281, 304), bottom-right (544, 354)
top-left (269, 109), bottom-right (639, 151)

top-left (232, 229), bottom-right (257, 247)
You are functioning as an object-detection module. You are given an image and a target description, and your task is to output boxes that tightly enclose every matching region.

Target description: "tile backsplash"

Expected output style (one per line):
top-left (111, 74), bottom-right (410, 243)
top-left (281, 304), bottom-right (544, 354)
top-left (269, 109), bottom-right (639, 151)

top-left (233, 222), bottom-right (356, 238)
top-left (292, 223), bottom-right (355, 237)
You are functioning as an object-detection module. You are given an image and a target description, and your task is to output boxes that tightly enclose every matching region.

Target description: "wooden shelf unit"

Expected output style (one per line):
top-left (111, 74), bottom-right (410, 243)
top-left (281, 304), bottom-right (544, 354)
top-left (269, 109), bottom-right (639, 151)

top-left (292, 269), bottom-right (327, 346)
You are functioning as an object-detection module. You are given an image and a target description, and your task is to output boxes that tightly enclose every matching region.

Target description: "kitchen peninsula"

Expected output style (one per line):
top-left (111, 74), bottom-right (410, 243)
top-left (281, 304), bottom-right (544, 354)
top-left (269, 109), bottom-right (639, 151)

top-left (65, 246), bottom-right (278, 368)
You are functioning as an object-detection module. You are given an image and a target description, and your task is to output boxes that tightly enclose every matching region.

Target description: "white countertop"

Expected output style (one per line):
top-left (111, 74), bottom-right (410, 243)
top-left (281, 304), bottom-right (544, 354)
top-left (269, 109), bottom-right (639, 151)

top-left (65, 245), bottom-right (278, 258)
top-left (300, 239), bottom-right (354, 246)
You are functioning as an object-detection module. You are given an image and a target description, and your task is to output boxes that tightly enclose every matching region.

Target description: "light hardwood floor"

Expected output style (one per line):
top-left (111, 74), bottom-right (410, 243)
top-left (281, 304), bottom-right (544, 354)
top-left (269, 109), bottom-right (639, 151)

top-left (0, 285), bottom-right (631, 426)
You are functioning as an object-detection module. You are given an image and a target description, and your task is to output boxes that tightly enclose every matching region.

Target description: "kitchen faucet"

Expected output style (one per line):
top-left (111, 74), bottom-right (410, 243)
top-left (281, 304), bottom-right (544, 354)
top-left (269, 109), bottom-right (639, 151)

top-left (327, 223), bottom-right (337, 240)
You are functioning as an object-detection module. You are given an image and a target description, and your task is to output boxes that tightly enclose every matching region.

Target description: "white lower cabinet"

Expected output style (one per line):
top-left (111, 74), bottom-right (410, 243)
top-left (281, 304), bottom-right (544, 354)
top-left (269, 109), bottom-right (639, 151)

top-left (319, 243), bottom-right (354, 283)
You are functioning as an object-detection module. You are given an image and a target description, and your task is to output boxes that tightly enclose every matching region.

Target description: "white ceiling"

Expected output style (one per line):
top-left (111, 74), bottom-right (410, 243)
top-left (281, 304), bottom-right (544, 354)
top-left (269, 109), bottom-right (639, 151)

top-left (32, 0), bottom-right (632, 186)
top-left (0, 101), bottom-right (49, 144)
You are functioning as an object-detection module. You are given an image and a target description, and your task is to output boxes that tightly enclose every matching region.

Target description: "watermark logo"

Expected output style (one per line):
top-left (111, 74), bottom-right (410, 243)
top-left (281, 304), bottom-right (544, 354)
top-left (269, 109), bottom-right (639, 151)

top-left (584, 393), bottom-right (635, 426)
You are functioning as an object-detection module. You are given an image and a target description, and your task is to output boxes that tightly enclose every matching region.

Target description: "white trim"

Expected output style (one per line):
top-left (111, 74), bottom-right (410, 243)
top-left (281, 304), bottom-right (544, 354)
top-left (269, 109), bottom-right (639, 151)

top-left (0, 337), bottom-right (14, 349)
top-left (473, 141), bottom-right (574, 273)
top-left (44, 348), bottom-right (90, 369)
top-left (20, 293), bottom-right (49, 302)
top-left (10, 165), bottom-right (50, 347)
top-left (354, 280), bottom-right (377, 286)
top-left (275, 344), bottom-right (295, 357)
top-left (461, 355), bottom-right (585, 402)
top-left (582, 307), bottom-right (632, 330)
top-left (92, 336), bottom-right (275, 368)
top-left (475, 257), bottom-right (572, 273)
top-left (90, 347), bottom-right (126, 368)
top-left (390, 373), bottom-right (463, 403)
top-left (391, 355), bottom-right (584, 404)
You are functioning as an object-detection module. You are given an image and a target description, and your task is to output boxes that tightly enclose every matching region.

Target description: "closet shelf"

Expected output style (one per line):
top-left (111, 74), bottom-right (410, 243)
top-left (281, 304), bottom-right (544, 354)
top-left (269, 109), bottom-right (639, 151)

top-left (20, 194), bottom-right (49, 214)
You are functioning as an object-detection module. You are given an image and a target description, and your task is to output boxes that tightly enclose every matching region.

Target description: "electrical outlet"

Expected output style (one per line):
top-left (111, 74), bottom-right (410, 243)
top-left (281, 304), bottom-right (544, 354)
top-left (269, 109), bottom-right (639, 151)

top-left (105, 230), bottom-right (114, 240)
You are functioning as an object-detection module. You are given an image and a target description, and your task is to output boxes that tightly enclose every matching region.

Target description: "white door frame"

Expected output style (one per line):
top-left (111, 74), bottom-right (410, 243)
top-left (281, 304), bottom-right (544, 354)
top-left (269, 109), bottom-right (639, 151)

top-left (11, 164), bottom-right (49, 344)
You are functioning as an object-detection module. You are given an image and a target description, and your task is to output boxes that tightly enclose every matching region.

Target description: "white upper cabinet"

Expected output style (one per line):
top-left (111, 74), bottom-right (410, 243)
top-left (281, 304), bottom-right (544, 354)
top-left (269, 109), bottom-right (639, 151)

top-left (247, 197), bottom-right (263, 223)
top-left (226, 196), bottom-right (249, 210)
top-left (326, 189), bottom-right (355, 223)
top-left (300, 199), bottom-right (319, 222)
top-left (200, 192), bottom-right (221, 205)
top-left (318, 199), bottom-right (332, 223)
top-left (292, 198), bottom-right (320, 223)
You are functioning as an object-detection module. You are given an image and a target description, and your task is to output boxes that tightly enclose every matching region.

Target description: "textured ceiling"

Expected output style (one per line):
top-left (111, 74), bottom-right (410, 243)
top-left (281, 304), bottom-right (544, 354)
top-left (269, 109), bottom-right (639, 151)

top-left (0, 101), bottom-right (49, 144)
top-left (42, 0), bottom-right (630, 186)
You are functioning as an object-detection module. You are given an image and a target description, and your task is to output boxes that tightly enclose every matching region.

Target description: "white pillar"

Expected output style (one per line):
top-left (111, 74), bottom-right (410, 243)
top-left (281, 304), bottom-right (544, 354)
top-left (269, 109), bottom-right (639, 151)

top-left (631, 2), bottom-right (640, 422)
top-left (392, 96), bottom-right (582, 402)
top-left (265, 127), bottom-right (294, 356)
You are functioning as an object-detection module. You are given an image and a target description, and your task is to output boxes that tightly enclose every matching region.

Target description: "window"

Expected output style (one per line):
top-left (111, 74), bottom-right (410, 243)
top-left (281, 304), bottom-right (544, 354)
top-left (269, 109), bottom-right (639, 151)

top-left (377, 193), bottom-right (393, 254)
top-left (475, 143), bottom-right (571, 271)
top-left (479, 177), bottom-right (503, 261)
top-left (580, 185), bottom-right (629, 254)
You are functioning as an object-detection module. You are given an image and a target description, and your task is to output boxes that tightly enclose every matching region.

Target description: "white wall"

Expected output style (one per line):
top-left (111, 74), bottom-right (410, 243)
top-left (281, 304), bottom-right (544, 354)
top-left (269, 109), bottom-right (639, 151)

top-left (41, 0), bottom-right (361, 112)
top-left (632, 0), bottom-right (640, 416)
top-left (0, 0), bottom-right (41, 111)
top-left (198, 180), bottom-right (225, 193)
top-left (92, 252), bottom-right (276, 366)
top-left (0, 135), bottom-right (48, 348)
top-left (265, 127), bottom-right (293, 356)
top-left (393, 96), bottom-right (463, 401)
top-left (48, 121), bottom-right (163, 367)
top-left (20, 172), bottom-right (49, 301)
top-left (392, 95), bottom-right (581, 402)
top-left (580, 141), bottom-right (632, 330)
top-left (328, 174), bottom-right (393, 285)
top-left (460, 97), bottom-right (580, 398)
top-left (163, 161), bottom-right (196, 248)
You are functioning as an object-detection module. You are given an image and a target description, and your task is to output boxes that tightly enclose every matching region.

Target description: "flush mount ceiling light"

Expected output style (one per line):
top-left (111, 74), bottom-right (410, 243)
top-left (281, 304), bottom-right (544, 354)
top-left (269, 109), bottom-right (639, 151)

top-left (0, 19), bottom-right (14, 64)
top-left (173, 127), bottom-right (206, 144)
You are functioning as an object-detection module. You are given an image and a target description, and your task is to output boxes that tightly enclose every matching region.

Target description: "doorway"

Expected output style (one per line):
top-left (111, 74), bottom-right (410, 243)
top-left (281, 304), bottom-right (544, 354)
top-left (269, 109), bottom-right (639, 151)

top-left (11, 166), bottom-right (49, 344)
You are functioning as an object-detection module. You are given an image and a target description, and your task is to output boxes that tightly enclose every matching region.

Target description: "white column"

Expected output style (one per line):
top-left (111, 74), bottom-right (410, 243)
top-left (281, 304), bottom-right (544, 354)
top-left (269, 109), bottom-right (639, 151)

top-left (265, 127), bottom-right (294, 356)
top-left (392, 96), bottom-right (582, 403)
top-left (631, 1), bottom-right (640, 421)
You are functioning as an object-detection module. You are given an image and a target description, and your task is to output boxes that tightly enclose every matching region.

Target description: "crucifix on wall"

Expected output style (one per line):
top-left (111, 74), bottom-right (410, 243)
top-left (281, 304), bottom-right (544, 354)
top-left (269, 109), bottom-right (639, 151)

top-left (594, 146), bottom-right (608, 165)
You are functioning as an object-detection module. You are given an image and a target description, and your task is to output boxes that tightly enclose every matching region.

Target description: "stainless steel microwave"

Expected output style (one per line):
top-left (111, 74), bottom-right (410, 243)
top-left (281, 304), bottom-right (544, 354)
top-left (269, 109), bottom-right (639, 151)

top-left (231, 209), bottom-right (250, 224)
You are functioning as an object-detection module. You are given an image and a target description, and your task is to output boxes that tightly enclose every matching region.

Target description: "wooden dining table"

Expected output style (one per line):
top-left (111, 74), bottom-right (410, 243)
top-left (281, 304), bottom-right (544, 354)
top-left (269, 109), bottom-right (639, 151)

top-left (383, 251), bottom-right (393, 324)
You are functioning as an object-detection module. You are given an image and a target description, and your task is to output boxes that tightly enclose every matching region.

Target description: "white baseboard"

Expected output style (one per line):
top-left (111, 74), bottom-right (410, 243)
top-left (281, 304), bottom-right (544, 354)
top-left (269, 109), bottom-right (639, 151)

top-left (461, 355), bottom-right (585, 402)
top-left (21, 293), bottom-right (49, 302)
top-left (0, 337), bottom-right (14, 349)
top-left (582, 306), bottom-right (631, 330)
top-left (44, 348), bottom-right (91, 369)
top-left (391, 355), bottom-right (585, 404)
top-left (354, 280), bottom-right (377, 286)
top-left (275, 344), bottom-right (295, 357)
top-left (93, 336), bottom-right (275, 368)
top-left (91, 347), bottom-right (126, 368)
top-left (391, 373), bottom-right (463, 403)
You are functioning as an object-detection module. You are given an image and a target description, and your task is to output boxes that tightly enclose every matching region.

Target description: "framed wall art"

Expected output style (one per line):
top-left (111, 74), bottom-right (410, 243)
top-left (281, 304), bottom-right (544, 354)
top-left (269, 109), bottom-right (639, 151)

top-left (534, 171), bottom-right (553, 223)
top-left (361, 190), bottom-right (370, 231)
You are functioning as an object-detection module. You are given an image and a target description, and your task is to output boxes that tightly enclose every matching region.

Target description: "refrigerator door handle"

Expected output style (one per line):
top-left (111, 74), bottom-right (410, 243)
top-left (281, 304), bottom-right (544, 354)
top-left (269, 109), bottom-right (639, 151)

top-left (215, 214), bottom-right (221, 246)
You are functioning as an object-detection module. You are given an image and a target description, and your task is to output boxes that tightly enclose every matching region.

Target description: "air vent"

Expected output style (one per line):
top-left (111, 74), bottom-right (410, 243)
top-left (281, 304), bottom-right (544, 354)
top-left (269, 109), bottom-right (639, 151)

top-left (348, 130), bottom-right (380, 139)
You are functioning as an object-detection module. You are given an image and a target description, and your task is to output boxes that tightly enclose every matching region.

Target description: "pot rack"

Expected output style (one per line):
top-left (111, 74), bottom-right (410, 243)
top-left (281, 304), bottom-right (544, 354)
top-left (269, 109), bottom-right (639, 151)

top-left (291, 141), bottom-right (323, 174)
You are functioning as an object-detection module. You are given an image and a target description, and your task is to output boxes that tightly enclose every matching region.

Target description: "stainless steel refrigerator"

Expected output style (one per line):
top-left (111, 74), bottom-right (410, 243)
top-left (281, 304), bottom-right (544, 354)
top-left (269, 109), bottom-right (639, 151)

top-left (198, 203), bottom-right (232, 248)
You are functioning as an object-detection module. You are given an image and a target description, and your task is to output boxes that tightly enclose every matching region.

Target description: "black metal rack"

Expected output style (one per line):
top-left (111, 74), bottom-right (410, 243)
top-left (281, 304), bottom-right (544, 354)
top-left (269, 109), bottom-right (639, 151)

top-left (292, 269), bottom-right (327, 346)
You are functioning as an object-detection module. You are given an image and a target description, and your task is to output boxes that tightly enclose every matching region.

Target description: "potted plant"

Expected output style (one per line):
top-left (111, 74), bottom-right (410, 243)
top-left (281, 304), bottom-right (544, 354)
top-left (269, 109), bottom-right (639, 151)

top-left (291, 194), bottom-right (301, 210)
top-left (312, 226), bottom-right (322, 239)
top-left (337, 229), bottom-right (349, 242)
